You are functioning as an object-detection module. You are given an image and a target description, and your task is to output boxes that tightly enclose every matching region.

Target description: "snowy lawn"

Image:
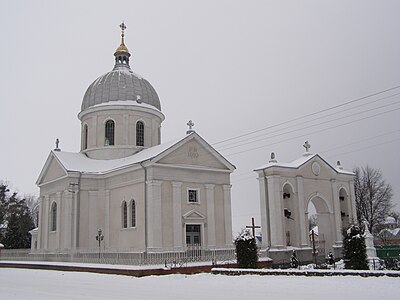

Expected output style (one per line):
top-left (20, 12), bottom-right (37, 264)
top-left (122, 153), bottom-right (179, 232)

top-left (0, 268), bottom-right (399, 300)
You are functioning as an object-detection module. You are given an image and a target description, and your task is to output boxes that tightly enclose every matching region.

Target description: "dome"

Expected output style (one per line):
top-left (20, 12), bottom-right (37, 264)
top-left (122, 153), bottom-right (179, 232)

top-left (81, 68), bottom-right (161, 111)
top-left (81, 23), bottom-right (161, 111)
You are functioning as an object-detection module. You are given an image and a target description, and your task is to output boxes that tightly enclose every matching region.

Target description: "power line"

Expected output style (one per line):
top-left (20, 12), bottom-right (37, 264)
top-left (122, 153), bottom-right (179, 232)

top-left (218, 101), bottom-right (400, 152)
top-left (213, 84), bottom-right (400, 146)
top-left (217, 92), bottom-right (400, 150)
top-left (224, 107), bottom-right (400, 157)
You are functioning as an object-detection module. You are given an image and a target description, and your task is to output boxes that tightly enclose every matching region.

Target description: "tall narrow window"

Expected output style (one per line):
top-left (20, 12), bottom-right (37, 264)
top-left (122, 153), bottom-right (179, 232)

top-left (122, 201), bottom-right (127, 228)
top-left (131, 199), bottom-right (136, 227)
top-left (136, 121), bottom-right (144, 146)
top-left (105, 120), bottom-right (115, 146)
top-left (51, 202), bottom-right (57, 231)
top-left (83, 124), bottom-right (88, 150)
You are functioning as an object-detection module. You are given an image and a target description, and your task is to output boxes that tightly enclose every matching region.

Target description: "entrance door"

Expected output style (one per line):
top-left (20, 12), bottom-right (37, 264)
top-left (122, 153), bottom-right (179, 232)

top-left (186, 224), bottom-right (201, 246)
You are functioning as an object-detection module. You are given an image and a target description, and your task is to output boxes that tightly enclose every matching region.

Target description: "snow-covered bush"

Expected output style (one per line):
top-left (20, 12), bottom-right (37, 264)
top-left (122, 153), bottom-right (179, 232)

top-left (342, 224), bottom-right (368, 270)
top-left (234, 229), bottom-right (258, 269)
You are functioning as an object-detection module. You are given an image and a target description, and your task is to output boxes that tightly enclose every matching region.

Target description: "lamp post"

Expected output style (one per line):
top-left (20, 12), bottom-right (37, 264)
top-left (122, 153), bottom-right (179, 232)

top-left (95, 229), bottom-right (104, 260)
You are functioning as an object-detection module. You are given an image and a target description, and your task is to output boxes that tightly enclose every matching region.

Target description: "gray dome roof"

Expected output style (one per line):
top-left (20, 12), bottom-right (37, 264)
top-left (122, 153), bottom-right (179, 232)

top-left (81, 67), bottom-right (161, 111)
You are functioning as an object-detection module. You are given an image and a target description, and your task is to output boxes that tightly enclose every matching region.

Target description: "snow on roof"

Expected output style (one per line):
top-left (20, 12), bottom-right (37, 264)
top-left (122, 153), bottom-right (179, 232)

top-left (53, 135), bottom-right (186, 174)
top-left (90, 100), bottom-right (161, 113)
top-left (254, 153), bottom-right (354, 175)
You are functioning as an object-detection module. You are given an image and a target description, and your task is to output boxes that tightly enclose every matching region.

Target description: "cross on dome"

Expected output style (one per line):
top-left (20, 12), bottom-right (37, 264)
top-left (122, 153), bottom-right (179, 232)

top-left (120, 22), bottom-right (127, 32)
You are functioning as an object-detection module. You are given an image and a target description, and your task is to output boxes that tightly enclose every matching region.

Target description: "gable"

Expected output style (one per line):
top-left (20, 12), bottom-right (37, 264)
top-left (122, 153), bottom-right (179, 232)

top-left (157, 139), bottom-right (229, 170)
top-left (37, 155), bottom-right (67, 185)
top-left (297, 155), bottom-right (338, 179)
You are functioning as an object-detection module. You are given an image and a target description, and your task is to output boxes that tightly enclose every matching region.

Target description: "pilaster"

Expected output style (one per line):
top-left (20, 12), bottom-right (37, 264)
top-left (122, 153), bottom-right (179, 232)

top-left (147, 180), bottom-right (162, 250)
top-left (331, 179), bottom-right (342, 244)
top-left (104, 190), bottom-right (110, 248)
top-left (267, 175), bottom-right (284, 248)
top-left (296, 176), bottom-right (308, 247)
top-left (172, 182), bottom-right (183, 250)
top-left (56, 192), bottom-right (62, 250)
top-left (223, 184), bottom-right (233, 247)
top-left (205, 184), bottom-right (216, 248)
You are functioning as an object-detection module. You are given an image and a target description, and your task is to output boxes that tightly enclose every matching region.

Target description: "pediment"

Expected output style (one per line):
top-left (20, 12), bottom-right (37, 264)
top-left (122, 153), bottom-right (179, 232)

top-left (156, 135), bottom-right (234, 171)
top-left (297, 155), bottom-right (338, 178)
top-left (183, 209), bottom-right (206, 220)
top-left (36, 153), bottom-right (68, 186)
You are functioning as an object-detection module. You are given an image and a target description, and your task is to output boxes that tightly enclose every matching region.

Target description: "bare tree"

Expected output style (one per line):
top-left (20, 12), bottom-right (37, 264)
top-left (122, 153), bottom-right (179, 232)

top-left (24, 194), bottom-right (39, 228)
top-left (354, 166), bottom-right (393, 234)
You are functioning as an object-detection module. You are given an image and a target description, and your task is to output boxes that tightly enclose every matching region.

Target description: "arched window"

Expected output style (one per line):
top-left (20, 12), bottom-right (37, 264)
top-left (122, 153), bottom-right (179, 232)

top-left (122, 201), bottom-right (127, 228)
top-left (105, 120), bottom-right (115, 146)
top-left (83, 124), bottom-right (88, 150)
top-left (51, 202), bottom-right (57, 231)
top-left (130, 199), bottom-right (136, 227)
top-left (136, 121), bottom-right (144, 146)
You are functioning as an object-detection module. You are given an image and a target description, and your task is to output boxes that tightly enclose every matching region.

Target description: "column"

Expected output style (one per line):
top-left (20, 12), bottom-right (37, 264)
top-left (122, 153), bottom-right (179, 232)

top-left (104, 190), bottom-right (110, 249)
top-left (267, 175), bottom-right (284, 248)
top-left (56, 192), bottom-right (62, 250)
top-left (62, 190), bottom-right (71, 250)
top-left (296, 176), bottom-right (308, 247)
top-left (205, 184), bottom-right (216, 248)
top-left (123, 114), bottom-right (128, 144)
top-left (92, 116), bottom-right (97, 147)
top-left (331, 179), bottom-right (342, 244)
top-left (147, 180), bottom-right (162, 250)
top-left (258, 176), bottom-right (269, 248)
top-left (223, 184), bottom-right (233, 247)
top-left (88, 191), bottom-right (98, 248)
top-left (172, 182), bottom-right (183, 250)
top-left (43, 196), bottom-right (50, 250)
top-left (37, 196), bottom-right (44, 250)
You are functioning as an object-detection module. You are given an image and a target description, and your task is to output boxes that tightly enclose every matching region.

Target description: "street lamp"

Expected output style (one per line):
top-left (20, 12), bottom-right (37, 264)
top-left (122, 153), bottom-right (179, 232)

top-left (95, 229), bottom-right (104, 260)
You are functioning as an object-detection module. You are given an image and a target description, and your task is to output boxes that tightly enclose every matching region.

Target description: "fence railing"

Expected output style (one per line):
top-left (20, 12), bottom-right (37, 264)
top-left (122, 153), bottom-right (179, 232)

top-left (0, 246), bottom-right (237, 267)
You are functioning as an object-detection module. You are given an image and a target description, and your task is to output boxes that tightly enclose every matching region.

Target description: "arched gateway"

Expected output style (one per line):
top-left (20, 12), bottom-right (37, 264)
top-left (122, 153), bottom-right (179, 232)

top-left (254, 142), bottom-right (357, 263)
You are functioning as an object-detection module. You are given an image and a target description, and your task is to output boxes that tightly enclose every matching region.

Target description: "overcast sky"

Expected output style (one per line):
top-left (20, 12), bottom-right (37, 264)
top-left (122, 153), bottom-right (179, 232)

top-left (0, 0), bottom-right (399, 234)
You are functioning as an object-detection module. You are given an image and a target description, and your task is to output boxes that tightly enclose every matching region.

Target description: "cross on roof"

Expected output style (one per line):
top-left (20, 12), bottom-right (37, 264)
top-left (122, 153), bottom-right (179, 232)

top-left (303, 141), bottom-right (311, 152)
top-left (187, 120), bottom-right (194, 130)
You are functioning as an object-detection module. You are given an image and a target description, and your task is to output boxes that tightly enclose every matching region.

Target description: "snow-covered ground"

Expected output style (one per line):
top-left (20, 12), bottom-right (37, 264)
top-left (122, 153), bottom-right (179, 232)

top-left (0, 268), bottom-right (399, 300)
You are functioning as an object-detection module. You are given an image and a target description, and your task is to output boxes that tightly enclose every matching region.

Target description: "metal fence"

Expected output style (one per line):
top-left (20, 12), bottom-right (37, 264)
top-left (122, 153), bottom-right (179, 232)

top-left (0, 246), bottom-right (238, 266)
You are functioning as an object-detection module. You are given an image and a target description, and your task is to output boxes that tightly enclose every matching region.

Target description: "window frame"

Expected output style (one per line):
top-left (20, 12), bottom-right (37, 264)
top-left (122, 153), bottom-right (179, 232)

top-left (130, 199), bottom-right (136, 228)
top-left (136, 121), bottom-right (144, 147)
top-left (122, 201), bottom-right (128, 228)
top-left (50, 202), bottom-right (57, 232)
top-left (105, 119), bottom-right (115, 146)
top-left (187, 188), bottom-right (200, 204)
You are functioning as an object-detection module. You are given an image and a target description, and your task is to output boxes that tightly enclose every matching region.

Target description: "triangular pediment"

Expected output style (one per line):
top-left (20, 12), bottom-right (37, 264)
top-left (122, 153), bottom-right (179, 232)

top-left (155, 133), bottom-right (235, 171)
top-left (183, 209), bottom-right (206, 220)
top-left (297, 155), bottom-right (339, 178)
top-left (36, 152), bottom-right (68, 186)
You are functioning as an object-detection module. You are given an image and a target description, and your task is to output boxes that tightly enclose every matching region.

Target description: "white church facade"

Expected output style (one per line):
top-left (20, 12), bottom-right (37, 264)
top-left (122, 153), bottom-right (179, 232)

top-left (255, 142), bottom-right (357, 261)
top-left (31, 24), bottom-right (235, 254)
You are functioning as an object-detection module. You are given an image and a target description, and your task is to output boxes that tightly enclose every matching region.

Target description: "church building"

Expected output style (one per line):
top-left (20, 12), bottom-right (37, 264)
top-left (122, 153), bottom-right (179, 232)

top-left (254, 142), bottom-right (357, 261)
top-left (31, 24), bottom-right (235, 254)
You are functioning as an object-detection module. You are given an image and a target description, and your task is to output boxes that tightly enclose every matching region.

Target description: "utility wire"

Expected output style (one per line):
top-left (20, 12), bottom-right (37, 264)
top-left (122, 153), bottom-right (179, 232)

top-left (218, 101), bottom-right (400, 151)
top-left (213, 84), bottom-right (400, 146)
top-left (224, 107), bottom-right (400, 157)
top-left (217, 92), bottom-right (400, 149)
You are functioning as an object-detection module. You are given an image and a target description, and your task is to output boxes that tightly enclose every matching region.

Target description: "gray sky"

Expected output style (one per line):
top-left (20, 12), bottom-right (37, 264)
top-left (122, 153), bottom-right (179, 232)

top-left (1, 0), bottom-right (399, 234)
